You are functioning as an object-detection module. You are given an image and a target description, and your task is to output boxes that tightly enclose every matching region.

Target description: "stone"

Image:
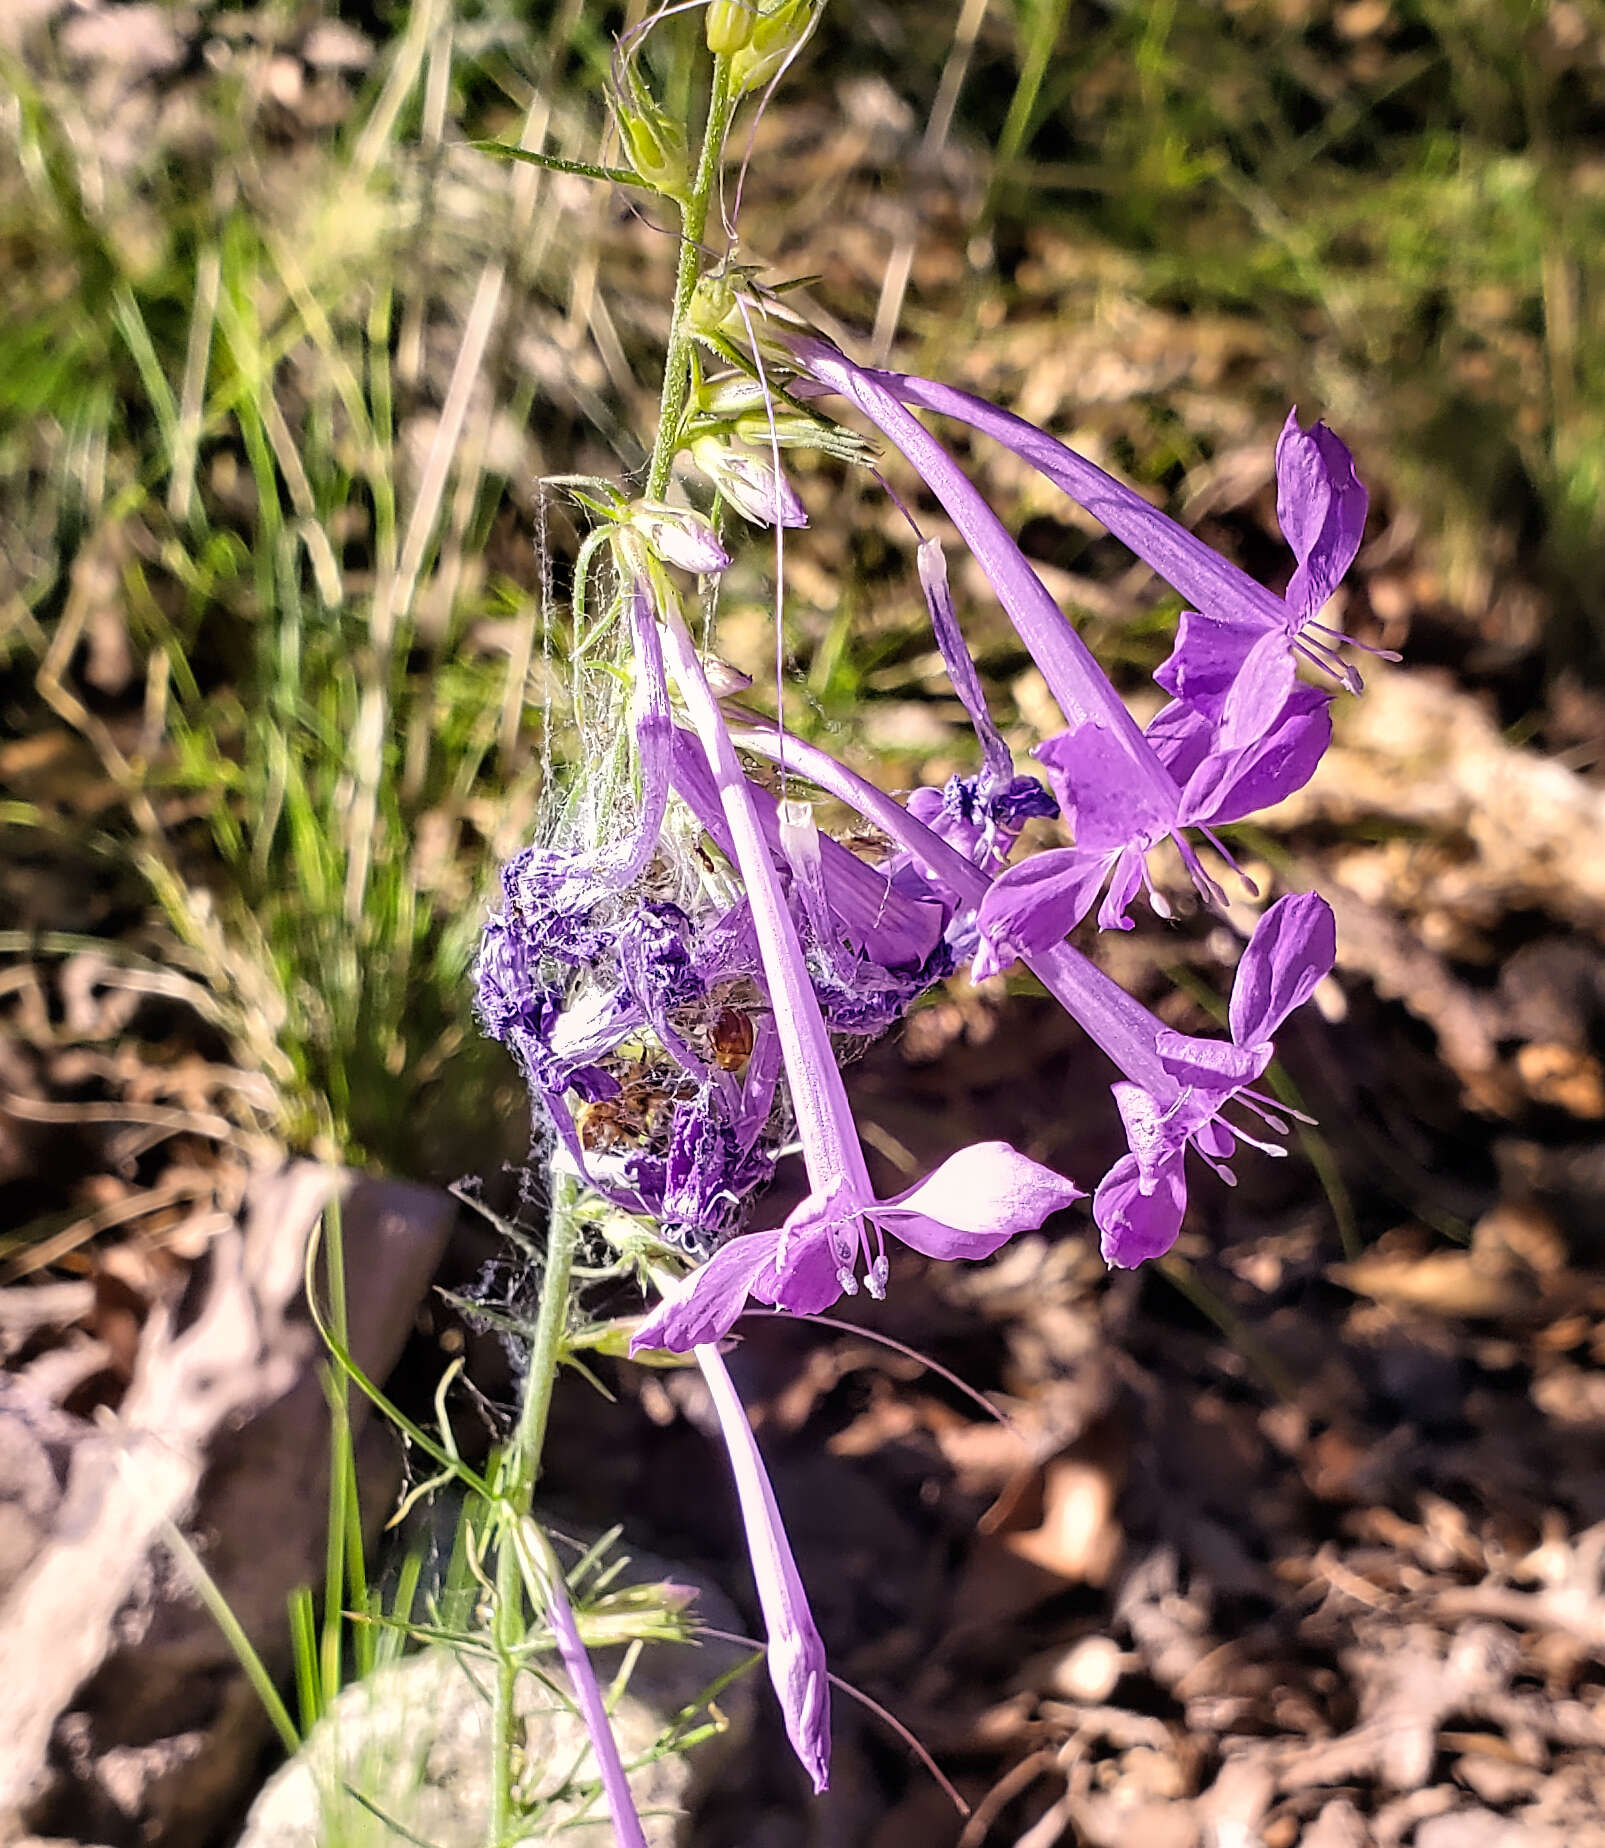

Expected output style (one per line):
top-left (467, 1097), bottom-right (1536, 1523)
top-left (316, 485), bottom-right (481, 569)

top-left (237, 1561), bottom-right (755, 1848)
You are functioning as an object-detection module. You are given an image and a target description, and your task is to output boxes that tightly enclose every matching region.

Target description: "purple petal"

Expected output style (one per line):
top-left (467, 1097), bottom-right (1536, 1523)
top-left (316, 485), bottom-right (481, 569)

top-left (1144, 697), bottom-right (1216, 785)
top-left (972, 848), bottom-right (1112, 978)
top-left (631, 1229), bottom-right (785, 1352)
top-left (1228, 892), bottom-right (1338, 1049)
top-left (1153, 607), bottom-right (1260, 720)
top-left (1154, 1027), bottom-right (1271, 1095)
top-left (1093, 1151), bottom-right (1188, 1267)
top-left (876, 1140), bottom-right (1083, 1260)
top-left (696, 1342), bottom-right (831, 1793)
top-left (1034, 719), bottom-right (1179, 853)
top-left (1277, 410), bottom-right (1368, 622)
top-left (1096, 846), bottom-right (1146, 933)
top-left (753, 1202), bottom-right (851, 1317)
top-left (1179, 684), bottom-right (1332, 828)
top-left (1213, 627), bottom-right (1301, 750)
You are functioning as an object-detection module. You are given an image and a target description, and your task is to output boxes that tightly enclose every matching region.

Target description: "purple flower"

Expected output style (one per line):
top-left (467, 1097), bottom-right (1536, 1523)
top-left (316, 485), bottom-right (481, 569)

top-left (1093, 891), bottom-right (1335, 1266)
top-left (789, 340), bottom-right (1183, 815)
top-left (637, 599), bottom-right (1082, 1347)
top-left (691, 436), bottom-right (808, 529)
top-left (694, 1340), bottom-right (831, 1792)
top-left (787, 337), bottom-right (1320, 925)
top-left (629, 498), bottom-right (731, 575)
top-left (637, 1141), bottom-right (1084, 1348)
top-left (1156, 410), bottom-right (1370, 727)
top-left (971, 674), bottom-right (1332, 962)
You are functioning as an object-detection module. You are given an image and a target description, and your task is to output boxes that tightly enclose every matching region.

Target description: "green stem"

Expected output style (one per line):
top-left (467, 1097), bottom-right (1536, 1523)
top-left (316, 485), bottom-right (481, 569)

top-left (644, 55), bottom-right (735, 501)
top-left (488, 1171), bottom-right (582, 1846)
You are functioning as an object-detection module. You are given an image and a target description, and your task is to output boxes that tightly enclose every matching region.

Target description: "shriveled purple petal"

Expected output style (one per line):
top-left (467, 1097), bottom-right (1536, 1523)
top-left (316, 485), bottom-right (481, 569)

top-left (632, 1229), bottom-right (784, 1351)
top-left (1277, 411), bottom-right (1368, 622)
top-left (695, 1342), bottom-right (831, 1793)
top-left (972, 847), bottom-right (1111, 978)
top-left (875, 1140), bottom-right (1083, 1260)
top-left (1228, 891), bottom-right (1337, 1050)
top-left (1093, 1151), bottom-right (1188, 1267)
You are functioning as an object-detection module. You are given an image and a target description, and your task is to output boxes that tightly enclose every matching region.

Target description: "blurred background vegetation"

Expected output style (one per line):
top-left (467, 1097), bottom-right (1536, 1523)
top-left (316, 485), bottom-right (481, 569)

top-left (2, 0), bottom-right (1602, 1264)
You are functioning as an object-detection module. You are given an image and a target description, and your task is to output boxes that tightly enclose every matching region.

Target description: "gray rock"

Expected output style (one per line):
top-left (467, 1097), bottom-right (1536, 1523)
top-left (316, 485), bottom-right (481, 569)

top-left (238, 1586), bottom-right (755, 1848)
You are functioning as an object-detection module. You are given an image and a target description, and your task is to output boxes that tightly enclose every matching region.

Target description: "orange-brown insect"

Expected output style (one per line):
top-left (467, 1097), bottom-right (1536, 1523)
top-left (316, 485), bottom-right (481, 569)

top-left (576, 1082), bottom-right (678, 1154)
top-left (707, 1007), bottom-right (755, 1071)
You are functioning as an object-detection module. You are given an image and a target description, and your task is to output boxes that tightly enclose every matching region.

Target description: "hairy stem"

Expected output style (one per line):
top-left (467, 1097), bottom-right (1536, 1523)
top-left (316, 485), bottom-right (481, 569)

top-left (644, 55), bottom-right (734, 501)
top-left (488, 1171), bottom-right (582, 1845)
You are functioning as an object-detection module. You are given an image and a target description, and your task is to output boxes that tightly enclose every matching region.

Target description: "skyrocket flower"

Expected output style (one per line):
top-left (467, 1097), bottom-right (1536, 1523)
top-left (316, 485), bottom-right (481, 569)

top-left (970, 673), bottom-right (1332, 962)
top-left (784, 337), bottom-right (1326, 929)
top-left (1093, 891), bottom-right (1336, 1266)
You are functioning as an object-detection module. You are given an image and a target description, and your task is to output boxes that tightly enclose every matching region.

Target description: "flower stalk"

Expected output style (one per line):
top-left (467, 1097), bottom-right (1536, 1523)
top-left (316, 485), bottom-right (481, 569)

top-left (646, 54), bottom-right (736, 501)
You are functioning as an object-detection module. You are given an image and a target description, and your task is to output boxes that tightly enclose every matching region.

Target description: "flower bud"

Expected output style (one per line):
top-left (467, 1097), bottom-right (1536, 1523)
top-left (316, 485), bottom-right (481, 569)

top-left (691, 436), bottom-right (808, 529)
top-left (612, 65), bottom-right (690, 199)
top-left (729, 0), bottom-right (822, 96)
top-left (629, 499), bottom-right (731, 575)
top-left (697, 373), bottom-right (771, 418)
top-left (689, 273), bottom-right (741, 341)
top-left (733, 410), bottom-right (825, 449)
top-left (705, 1), bottom-right (754, 54)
